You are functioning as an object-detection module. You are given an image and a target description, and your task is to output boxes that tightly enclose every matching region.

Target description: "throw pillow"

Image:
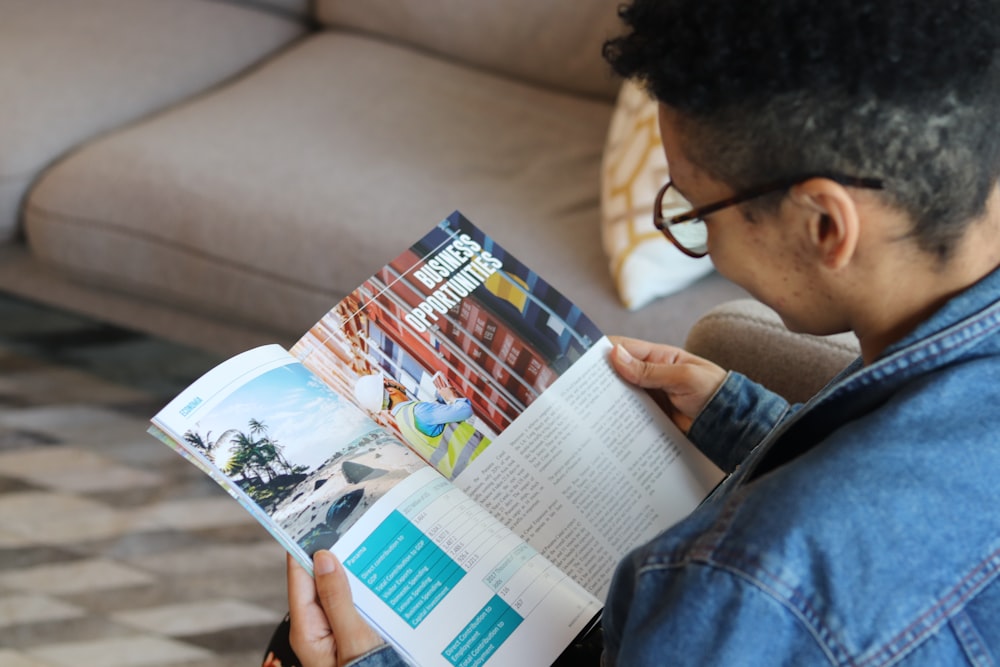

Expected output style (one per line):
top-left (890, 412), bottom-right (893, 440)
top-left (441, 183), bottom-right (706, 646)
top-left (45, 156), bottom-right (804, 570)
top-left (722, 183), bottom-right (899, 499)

top-left (600, 80), bottom-right (715, 310)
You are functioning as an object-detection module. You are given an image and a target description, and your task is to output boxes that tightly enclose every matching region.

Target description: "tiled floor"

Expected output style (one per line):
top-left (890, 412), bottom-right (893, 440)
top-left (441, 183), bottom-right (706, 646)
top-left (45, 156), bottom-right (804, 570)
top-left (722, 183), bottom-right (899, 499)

top-left (0, 294), bottom-right (289, 666)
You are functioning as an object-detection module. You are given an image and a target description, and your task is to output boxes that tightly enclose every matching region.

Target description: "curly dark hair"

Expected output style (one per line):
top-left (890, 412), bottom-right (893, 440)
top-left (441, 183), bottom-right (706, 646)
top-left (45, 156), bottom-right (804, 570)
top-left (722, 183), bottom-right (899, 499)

top-left (603, 0), bottom-right (1000, 259)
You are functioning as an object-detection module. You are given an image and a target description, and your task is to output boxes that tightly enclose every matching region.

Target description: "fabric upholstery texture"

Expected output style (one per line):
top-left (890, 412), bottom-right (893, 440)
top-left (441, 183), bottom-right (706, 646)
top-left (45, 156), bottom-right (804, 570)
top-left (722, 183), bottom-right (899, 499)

top-left (600, 81), bottom-right (716, 310)
top-left (314, 0), bottom-right (624, 100)
top-left (6, 0), bottom-right (751, 357)
top-left (0, 0), bottom-right (306, 242)
top-left (228, 0), bottom-right (311, 17)
top-left (24, 33), bottom-right (613, 333)
top-left (685, 299), bottom-right (861, 404)
top-left (24, 29), bottom-right (747, 348)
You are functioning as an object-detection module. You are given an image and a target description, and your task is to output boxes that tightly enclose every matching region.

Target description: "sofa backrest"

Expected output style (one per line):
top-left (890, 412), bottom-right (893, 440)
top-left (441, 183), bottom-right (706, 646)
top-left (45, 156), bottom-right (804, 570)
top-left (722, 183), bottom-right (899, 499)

top-left (225, 0), bottom-right (312, 21)
top-left (314, 0), bottom-right (623, 100)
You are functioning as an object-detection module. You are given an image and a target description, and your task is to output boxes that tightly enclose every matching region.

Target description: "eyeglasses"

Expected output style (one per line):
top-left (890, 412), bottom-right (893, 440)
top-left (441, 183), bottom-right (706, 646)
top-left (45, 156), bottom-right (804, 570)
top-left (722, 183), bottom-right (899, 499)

top-left (653, 174), bottom-right (884, 258)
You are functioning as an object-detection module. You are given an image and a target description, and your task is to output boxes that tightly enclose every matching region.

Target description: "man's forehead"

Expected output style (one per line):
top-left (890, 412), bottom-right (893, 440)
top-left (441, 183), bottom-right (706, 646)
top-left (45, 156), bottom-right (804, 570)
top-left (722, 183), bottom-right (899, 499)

top-left (657, 104), bottom-right (723, 199)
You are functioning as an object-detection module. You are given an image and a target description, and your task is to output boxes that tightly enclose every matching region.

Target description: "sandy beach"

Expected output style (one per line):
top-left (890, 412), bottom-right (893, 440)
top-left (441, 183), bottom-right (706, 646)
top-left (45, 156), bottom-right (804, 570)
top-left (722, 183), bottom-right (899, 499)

top-left (272, 431), bottom-right (427, 546)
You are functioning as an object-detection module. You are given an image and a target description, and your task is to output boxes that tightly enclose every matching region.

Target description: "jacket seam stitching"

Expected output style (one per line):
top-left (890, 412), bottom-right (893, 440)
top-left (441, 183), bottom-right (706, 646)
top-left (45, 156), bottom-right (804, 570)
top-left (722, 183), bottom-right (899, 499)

top-left (827, 306), bottom-right (1000, 400)
top-left (645, 545), bottom-right (1000, 667)
top-left (853, 547), bottom-right (1000, 667)
top-left (638, 556), bottom-right (844, 666)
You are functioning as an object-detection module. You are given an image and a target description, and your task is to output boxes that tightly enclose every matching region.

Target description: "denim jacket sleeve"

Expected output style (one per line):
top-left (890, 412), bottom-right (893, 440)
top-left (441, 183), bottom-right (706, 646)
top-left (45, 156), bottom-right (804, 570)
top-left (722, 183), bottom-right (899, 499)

top-left (344, 644), bottom-right (408, 667)
top-left (685, 371), bottom-right (791, 473)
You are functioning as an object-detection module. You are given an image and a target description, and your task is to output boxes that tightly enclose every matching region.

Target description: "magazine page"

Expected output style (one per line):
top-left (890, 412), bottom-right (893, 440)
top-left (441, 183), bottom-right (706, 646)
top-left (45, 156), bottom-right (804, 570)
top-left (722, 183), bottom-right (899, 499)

top-left (334, 467), bottom-right (601, 667)
top-left (150, 345), bottom-right (601, 666)
top-left (289, 210), bottom-right (606, 484)
top-left (455, 337), bottom-right (723, 600)
top-left (150, 345), bottom-right (429, 556)
top-left (285, 211), bottom-right (724, 601)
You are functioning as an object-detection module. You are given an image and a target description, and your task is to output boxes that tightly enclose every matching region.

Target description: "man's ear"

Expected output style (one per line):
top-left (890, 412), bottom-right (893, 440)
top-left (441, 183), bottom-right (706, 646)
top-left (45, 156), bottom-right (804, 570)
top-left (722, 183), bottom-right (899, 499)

top-left (788, 178), bottom-right (861, 271)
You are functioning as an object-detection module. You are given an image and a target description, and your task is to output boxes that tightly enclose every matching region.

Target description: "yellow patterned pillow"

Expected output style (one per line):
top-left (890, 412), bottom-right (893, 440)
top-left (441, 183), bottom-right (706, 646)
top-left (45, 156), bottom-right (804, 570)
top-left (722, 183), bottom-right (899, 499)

top-left (600, 81), bottom-right (715, 310)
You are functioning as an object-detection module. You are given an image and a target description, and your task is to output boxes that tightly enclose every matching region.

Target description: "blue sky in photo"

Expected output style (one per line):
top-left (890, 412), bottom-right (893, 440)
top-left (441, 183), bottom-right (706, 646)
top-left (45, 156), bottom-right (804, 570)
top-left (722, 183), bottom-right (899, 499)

top-left (193, 362), bottom-right (376, 471)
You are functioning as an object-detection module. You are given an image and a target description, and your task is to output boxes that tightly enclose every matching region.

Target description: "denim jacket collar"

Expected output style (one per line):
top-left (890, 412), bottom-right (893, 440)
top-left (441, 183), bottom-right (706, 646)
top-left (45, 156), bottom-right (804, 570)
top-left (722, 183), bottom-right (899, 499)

top-left (746, 264), bottom-right (1000, 481)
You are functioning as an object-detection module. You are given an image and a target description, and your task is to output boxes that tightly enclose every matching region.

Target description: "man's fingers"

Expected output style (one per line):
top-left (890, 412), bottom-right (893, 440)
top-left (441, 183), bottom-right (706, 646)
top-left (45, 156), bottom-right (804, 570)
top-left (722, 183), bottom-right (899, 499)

top-left (610, 339), bottom-right (728, 433)
top-left (312, 550), bottom-right (385, 662)
top-left (287, 553), bottom-right (315, 610)
top-left (611, 343), bottom-right (646, 386)
top-left (612, 342), bottom-right (682, 389)
top-left (609, 336), bottom-right (681, 362)
top-left (286, 553), bottom-right (335, 665)
top-left (312, 550), bottom-right (355, 626)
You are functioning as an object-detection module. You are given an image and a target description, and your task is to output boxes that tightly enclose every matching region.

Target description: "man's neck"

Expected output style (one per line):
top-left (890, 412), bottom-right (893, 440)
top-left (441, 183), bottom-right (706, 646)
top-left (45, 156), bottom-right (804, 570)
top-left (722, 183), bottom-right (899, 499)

top-left (853, 201), bottom-right (1000, 364)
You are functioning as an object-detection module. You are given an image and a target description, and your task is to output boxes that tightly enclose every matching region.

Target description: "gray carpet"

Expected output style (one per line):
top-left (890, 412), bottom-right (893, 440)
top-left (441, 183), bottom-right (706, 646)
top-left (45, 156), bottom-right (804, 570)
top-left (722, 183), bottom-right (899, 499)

top-left (0, 293), bottom-right (289, 666)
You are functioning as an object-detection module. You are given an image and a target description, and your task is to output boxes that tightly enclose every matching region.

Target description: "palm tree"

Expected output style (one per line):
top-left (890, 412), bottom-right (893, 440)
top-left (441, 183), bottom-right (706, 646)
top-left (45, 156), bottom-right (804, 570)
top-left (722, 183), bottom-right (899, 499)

top-left (248, 418), bottom-right (267, 438)
top-left (218, 420), bottom-right (305, 486)
top-left (183, 428), bottom-right (239, 464)
top-left (222, 431), bottom-right (259, 482)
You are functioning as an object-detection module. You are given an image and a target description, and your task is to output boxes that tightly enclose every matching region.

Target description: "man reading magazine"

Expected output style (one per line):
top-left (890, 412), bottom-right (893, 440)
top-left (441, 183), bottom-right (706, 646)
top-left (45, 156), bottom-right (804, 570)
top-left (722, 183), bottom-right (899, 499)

top-left (156, 212), bottom-right (720, 667)
top-left (285, 0), bottom-right (1000, 665)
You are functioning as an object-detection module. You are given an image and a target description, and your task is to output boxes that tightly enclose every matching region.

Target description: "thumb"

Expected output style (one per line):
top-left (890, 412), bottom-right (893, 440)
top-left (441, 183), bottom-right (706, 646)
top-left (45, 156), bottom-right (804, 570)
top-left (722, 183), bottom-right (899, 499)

top-left (312, 550), bottom-right (384, 663)
top-left (611, 343), bottom-right (690, 429)
top-left (612, 343), bottom-right (682, 390)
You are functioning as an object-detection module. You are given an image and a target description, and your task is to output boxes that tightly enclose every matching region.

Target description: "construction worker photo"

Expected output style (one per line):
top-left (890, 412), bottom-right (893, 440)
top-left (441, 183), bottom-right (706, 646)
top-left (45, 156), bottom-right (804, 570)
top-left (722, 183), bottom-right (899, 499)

top-left (353, 371), bottom-right (490, 479)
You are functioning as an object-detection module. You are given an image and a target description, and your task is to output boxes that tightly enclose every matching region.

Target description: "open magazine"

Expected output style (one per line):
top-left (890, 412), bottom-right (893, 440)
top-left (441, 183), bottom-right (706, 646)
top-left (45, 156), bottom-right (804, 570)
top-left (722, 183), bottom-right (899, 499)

top-left (149, 211), bottom-right (724, 667)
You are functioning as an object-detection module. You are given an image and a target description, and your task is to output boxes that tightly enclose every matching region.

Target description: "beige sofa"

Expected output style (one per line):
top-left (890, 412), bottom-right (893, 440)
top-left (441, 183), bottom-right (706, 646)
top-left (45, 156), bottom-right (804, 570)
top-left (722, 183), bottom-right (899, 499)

top-left (0, 0), bottom-right (761, 359)
top-left (3, 0), bottom-right (861, 399)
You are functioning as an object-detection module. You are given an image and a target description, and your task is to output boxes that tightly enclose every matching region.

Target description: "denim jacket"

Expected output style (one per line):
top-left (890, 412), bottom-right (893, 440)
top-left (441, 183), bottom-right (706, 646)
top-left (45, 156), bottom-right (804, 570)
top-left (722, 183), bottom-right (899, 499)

top-left (344, 267), bottom-right (1000, 667)
top-left (602, 266), bottom-right (1000, 666)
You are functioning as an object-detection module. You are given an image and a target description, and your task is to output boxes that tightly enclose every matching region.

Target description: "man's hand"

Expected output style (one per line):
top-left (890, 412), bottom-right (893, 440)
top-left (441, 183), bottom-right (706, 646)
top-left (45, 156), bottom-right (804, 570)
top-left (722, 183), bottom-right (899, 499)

top-left (287, 551), bottom-right (385, 667)
top-left (432, 371), bottom-right (461, 403)
top-left (609, 336), bottom-right (727, 433)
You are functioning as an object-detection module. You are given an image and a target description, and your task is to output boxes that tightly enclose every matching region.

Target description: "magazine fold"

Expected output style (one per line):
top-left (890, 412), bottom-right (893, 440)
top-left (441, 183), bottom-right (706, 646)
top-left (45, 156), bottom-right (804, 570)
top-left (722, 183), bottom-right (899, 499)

top-left (150, 211), bottom-right (724, 667)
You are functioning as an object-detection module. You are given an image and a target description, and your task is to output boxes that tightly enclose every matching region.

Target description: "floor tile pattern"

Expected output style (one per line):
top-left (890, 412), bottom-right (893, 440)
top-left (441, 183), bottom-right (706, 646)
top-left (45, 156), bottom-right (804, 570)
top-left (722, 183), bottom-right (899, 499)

top-left (0, 294), bottom-right (287, 666)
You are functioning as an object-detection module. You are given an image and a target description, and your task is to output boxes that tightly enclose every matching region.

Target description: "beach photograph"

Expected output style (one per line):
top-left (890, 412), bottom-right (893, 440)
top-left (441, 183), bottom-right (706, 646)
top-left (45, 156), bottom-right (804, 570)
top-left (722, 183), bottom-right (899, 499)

top-left (180, 361), bottom-right (425, 554)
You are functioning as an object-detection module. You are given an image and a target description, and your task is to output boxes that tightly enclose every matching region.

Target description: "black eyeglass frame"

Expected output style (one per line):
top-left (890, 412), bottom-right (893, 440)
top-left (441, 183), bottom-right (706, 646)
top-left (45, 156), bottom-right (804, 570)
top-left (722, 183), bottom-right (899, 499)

top-left (653, 174), bottom-right (885, 258)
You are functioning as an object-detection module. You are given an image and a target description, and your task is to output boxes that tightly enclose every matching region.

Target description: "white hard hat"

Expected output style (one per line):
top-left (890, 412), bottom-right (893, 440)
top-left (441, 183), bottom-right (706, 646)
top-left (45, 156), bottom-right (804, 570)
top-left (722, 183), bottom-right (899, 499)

top-left (354, 373), bottom-right (385, 413)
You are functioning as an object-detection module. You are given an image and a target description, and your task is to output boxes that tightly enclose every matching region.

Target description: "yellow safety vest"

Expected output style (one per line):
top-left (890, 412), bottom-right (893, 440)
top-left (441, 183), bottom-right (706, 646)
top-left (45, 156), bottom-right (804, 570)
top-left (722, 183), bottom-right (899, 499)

top-left (392, 401), bottom-right (490, 478)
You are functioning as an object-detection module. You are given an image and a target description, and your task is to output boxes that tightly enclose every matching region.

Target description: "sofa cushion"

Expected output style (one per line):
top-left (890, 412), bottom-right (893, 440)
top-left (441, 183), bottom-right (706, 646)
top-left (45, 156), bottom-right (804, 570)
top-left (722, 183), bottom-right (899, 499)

top-left (314, 0), bottom-right (623, 101)
top-left (0, 0), bottom-right (307, 242)
top-left (25, 31), bottom-right (747, 347)
top-left (685, 299), bottom-right (860, 404)
top-left (224, 0), bottom-right (311, 19)
top-left (601, 80), bottom-right (715, 310)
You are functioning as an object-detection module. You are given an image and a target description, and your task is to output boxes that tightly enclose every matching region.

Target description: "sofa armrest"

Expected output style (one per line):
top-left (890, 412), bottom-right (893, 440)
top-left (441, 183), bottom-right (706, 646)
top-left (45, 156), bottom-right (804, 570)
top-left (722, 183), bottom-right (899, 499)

top-left (0, 0), bottom-right (307, 242)
top-left (684, 299), bottom-right (860, 404)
